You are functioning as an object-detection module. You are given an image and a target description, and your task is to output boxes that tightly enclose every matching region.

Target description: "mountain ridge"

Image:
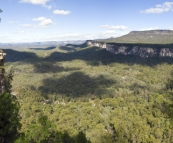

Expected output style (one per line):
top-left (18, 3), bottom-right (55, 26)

top-left (87, 30), bottom-right (173, 58)
top-left (129, 30), bottom-right (173, 35)
top-left (99, 30), bottom-right (173, 44)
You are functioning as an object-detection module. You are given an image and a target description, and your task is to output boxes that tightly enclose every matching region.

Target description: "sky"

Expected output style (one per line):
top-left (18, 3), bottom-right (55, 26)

top-left (0, 0), bottom-right (173, 43)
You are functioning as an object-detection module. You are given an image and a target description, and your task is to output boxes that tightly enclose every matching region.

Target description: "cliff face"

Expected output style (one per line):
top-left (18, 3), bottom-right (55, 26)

top-left (86, 40), bottom-right (107, 48)
top-left (106, 44), bottom-right (173, 58)
top-left (86, 40), bottom-right (173, 58)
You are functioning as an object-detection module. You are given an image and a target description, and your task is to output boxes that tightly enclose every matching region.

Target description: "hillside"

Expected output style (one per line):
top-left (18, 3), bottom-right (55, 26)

top-left (3, 42), bottom-right (173, 142)
top-left (100, 30), bottom-right (173, 44)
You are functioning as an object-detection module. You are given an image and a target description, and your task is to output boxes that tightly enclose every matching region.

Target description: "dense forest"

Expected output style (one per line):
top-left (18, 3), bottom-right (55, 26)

top-left (2, 42), bottom-right (173, 142)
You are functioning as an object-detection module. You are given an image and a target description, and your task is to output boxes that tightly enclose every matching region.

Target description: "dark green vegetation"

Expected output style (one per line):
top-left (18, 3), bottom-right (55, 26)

top-left (0, 68), bottom-right (21, 143)
top-left (3, 42), bottom-right (173, 142)
top-left (0, 92), bottom-right (21, 142)
top-left (100, 30), bottom-right (173, 44)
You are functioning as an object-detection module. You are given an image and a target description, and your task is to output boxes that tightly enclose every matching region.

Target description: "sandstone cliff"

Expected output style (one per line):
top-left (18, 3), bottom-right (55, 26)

top-left (86, 40), bottom-right (173, 58)
top-left (86, 40), bottom-right (107, 48)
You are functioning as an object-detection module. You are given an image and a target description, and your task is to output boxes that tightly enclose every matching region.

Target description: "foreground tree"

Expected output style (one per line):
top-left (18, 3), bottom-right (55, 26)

top-left (0, 68), bottom-right (21, 142)
top-left (22, 114), bottom-right (90, 143)
top-left (0, 43), bottom-right (21, 142)
top-left (0, 92), bottom-right (21, 143)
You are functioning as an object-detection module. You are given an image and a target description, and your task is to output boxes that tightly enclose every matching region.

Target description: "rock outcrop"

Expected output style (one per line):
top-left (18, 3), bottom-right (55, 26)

top-left (86, 40), bottom-right (173, 58)
top-left (86, 40), bottom-right (107, 48)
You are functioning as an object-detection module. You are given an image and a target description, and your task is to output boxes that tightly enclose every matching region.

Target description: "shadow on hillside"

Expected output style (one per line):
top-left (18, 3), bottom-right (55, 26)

top-left (59, 46), bottom-right (77, 52)
top-left (65, 42), bottom-right (88, 48)
top-left (4, 45), bottom-right (173, 67)
top-left (59, 43), bottom-right (88, 52)
top-left (33, 61), bottom-right (80, 73)
top-left (3, 49), bottom-right (38, 62)
top-left (29, 46), bottom-right (57, 50)
top-left (45, 46), bottom-right (173, 67)
top-left (37, 71), bottom-right (116, 99)
top-left (3, 48), bottom-right (81, 73)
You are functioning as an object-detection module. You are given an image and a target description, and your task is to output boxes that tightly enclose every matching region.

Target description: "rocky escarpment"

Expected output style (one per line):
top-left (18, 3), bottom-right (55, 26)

top-left (86, 40), bottom-right (173, 58)
top-left (86, 40), bottom-right (107, 48)
top-left (106, 44), bottom-right (173, 58)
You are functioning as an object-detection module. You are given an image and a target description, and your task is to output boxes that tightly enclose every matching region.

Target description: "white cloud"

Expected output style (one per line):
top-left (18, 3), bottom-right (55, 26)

top-left (12, 30), bottom-right (25, 35)
top-left (99, 25), bottom-right (128, 30)
top-left (38, 19), bottom-right (52, 27)
top-left (0, 30), bottom-right (129, 43)
top-left (32, 17), bottom-right (46, 21)
top-left (20, 24), bottom-right (33, 27)
top-left (39, 31), bottom-right (128, 41)
top-left (53, 10), bottom-right (71, 15)
top-left (19, 0), bottom-right (52, 9)
top-left (140, 27), bottom-right (159, 31)
top-left (19, 0), bottom-right (50, 5)
top-left (32, 17), bottom-right (53, 27)
top-left (42, 4), bottom-right (52, 9)
top-left (140, 2), bottom-right (173, 14)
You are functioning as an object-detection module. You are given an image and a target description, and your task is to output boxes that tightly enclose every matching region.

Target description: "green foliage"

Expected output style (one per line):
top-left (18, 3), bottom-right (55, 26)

top-left (4, 43), bottom-right (173, 142)
top-left (5, 69), bottom-right (14, 93)
top-left (0, 66), bottom-right (21, 142)
top-left (0, 92), bottom-right (21, 142)
top-left (16, 114), bottom-right (90, 143)
top-left (75, 131), bottom-right (91, 143)
top-left (24, 114), bottom-right (54, 142)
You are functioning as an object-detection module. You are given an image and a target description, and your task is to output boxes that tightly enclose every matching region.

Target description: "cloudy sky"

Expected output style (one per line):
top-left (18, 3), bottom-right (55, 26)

top-left (0, 0), bottom-right (173, 43)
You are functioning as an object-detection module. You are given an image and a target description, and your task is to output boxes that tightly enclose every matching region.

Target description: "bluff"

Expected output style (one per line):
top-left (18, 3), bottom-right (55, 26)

top-left (86, 40), bottom-right (173, 58)
top-left (86, 30), bottom-right (173, 58)
top-left (100, 30), bottom-right (173, 44)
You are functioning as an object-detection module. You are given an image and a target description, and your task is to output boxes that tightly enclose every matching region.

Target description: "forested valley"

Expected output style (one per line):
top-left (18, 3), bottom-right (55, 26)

top-left (2, 43), bottom-right (173, 143)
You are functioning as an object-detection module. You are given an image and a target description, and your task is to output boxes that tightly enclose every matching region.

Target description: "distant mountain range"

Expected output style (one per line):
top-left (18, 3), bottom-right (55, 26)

top-left (0, 40), bottom-right (85, 49)
top-left (1, 30), bottom-right (173, 49)
top-left (99, 30), bottom-right (173, 44)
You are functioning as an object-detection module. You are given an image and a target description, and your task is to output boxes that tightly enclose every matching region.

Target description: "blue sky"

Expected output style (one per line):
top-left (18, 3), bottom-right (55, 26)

top-left (0, 0), bottom-right (173, 43)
